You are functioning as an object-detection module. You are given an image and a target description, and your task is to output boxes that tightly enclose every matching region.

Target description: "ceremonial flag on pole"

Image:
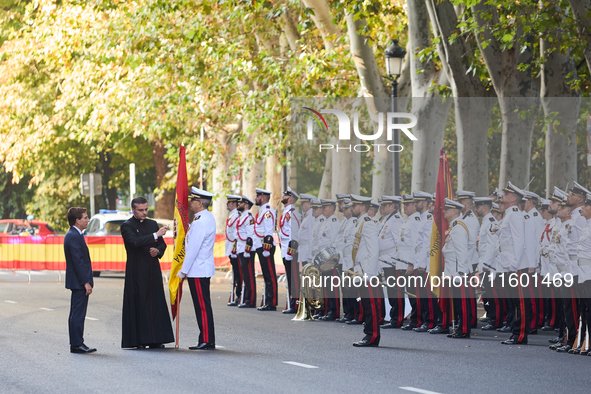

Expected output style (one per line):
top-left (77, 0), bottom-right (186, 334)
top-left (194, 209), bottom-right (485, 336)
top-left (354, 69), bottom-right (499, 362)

top-left (169, 145), bottom-right (190, 320)
top-left (429, 148), bottom-right (454, 297)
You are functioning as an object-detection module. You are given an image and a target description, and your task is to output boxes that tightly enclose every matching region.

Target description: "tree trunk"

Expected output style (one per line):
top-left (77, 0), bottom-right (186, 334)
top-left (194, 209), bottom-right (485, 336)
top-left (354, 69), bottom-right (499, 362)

top-left (540, 37), bottom-right (580, 196)
top-left (302, 0), bottom-right (340, 49)
top-left (318, 148), bottom-right (332, 199)
top-left (455, 98), bottom-right (495, 194)
top-left (568, 0), bottom-right (591, 73)
top-left (152, 140), bottom-right (175, 219)
top-left (99, 151), bottom-right (117, 210)
top-left (265, 153), bottom-right (283, 209)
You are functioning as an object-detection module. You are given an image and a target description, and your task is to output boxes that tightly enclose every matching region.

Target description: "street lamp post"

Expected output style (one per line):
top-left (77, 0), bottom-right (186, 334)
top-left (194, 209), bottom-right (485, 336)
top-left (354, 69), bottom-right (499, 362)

top-left (384, 39), bottom-right (406, 196)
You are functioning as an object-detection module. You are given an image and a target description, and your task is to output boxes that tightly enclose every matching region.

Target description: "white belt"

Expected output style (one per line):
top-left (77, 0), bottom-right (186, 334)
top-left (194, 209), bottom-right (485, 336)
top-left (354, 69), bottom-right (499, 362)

top-left (578, 258), bottom-right (591, 266)
top-left (379, 247), bottom-right (396, 256)
top-left (499, 245), bottom-right (514, 252)
top-left (397, 246), bottom-right (413, 252)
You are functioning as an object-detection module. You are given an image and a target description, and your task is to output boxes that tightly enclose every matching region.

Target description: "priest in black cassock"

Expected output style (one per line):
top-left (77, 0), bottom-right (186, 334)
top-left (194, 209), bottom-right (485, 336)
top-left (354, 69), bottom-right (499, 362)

top-left (120, 196), bottom-right (174, 349)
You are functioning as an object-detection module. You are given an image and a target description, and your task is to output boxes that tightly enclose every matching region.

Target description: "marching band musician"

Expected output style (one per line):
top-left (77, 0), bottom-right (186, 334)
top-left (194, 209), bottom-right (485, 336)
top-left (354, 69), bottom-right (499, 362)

top-left (309, 199), bottom-right (325, 318)
top-left (441, 199), bottom-right (471, 339)
top-left (254, 188), bottom-right (278, 311)
top-left (279, 188), bottom-right (301, 314)
top-left (498, 182), bottom-right (530, 345)
top-left (316, 199), bottom-right (341, 321)
top-left (236, 196), bottom-right (257, 309)
top-left (349, 194), bottom-right (381, 347)
top-left (378, 196), bottom-right (405, 329)
top-left (397, 194), bottom-right (421, 330)
top-left (337, 198), bottom-right (359, 323)
top-left (225, 195), bottom-right (242, 306)
top-left (296, 194), bottom-right (316, 267)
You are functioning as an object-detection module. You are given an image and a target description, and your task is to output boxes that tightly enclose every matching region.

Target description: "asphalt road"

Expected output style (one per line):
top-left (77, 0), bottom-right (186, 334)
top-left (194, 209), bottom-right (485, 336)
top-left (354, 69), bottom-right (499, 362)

top-left (1, 270), bottom-right (589, 394)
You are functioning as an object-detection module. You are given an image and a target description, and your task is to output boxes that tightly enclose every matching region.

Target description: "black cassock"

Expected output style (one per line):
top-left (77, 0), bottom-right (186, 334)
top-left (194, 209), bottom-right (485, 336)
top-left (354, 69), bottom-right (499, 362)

top-left (120, 216), bottom-right (174, 348)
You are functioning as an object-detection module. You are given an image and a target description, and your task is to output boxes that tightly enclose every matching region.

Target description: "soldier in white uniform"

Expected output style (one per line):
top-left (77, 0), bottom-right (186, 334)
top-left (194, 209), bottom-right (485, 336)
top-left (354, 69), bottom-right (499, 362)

top-left (441, 199), bottom-right (471, 338)
top-left (278, 188), bottom-right (301, 314)
top-left (538, 198), bottom-right (558, 331)
top-left (310, 199), bottom-right (326, 259)
top-left (456, 190), bottom-right (479, 328)
top-left (253, 188), bottom-right (278, 311)
top-left (225, 195), bottom-right (242, 306)
top-left (316, 199), bottom-right (341, 320)
top-left (296, 194), bottom-right (316, 266)
top-left (178, 187), bottom-right (216, 350)
top-left (497, 182), bottom-right (530, 345)
top-left (338, 199), bottom-right (360, 323)
top-left (522, 191), bottom-right (545, 332)
top-left (349, 194), bottom-right (381, 347)
top-left (474, 197), bottom-right (502, 330)
top-left (576, 193), bottom-right (591, 356)
top-left (412, 191), bottom-right (440, 332)
top-left (397, 194), bottom-right (422, 330)
top-left (236, 196), bottom-right (256, 308)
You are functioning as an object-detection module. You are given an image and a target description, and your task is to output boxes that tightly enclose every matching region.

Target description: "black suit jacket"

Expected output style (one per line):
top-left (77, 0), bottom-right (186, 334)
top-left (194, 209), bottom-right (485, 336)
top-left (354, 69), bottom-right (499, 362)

top-left (64, 227), bottom-right (93, 290)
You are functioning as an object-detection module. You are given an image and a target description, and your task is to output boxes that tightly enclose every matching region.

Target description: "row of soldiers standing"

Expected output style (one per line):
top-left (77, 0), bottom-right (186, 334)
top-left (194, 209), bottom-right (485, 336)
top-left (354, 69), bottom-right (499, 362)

top-left (222, 182), bottom-right (591, 352)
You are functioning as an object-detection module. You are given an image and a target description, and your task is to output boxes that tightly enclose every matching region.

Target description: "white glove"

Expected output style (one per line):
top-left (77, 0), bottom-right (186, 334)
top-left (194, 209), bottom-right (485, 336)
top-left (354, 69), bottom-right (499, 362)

top-left (243, 252), bottom-right (250, 258)
top-left (262, 250), bottom-right (270, 258)
top-left (230, 253), bottom-right (237, 258)
top-left (453, 276), bottom-right (462, 286)
top-left (177, 271), bottom-right (187, 279)
top-left (285, 254), bottom-right (293, 261)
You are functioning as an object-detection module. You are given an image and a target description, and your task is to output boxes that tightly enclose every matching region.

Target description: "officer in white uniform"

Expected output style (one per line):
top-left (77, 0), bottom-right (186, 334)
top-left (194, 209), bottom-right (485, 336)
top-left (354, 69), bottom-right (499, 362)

top-left (336, 198), bottom-right (359, 323)
top-left (296, 194), bottom-right (316, 265)
top-left (225, 195), bottom-right (242, 306)
top-left (576, 193), bottom-right (591, 356)
top-left (178, 187), bottom-right (216, 350)
top-left (236, 196), bottom-right (256, 308)
top-left (539, 198), bottom-right (557, 331)
top-left (315, 199), bottom-right (341, 320)
top-left (349, 194), bottom-right (381, 347)
top-left (254, 188), bottom-right (278, 311)
top-left (278, 188), bottom-right (301, 314)
top-left (378, 196), bottom-right (405, 329)
top-left (456, 190), bottom-right (479, 328)
top-left (497, 182), bottom-right (530, 345)
top-left (522, 191), bottom-right (544, 331)
top-left (310, 199), bottom-right (326, 259)
top-left (397, 194), bottom-right (421, 330)
top-left (441, 198), bottom-right (471, 338)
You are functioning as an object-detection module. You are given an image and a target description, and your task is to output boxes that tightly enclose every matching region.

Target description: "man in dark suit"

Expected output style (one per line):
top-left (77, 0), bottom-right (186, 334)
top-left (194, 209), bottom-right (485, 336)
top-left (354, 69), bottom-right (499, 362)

top-left (120, 196), bottom-right (174, 349)
top-left (64, 207), bottom-right (96, 354)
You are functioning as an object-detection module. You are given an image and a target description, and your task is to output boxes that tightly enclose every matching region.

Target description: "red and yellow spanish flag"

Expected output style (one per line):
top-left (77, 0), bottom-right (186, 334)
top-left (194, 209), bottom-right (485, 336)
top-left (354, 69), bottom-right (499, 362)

top-left (169, 145), bottom-right (190, 319)
top-left (429, 148), bottom-right (454, 296)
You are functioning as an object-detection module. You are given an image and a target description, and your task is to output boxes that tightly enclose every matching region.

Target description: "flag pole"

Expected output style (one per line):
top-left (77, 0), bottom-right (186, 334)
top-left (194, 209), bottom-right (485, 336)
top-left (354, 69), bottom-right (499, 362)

top-left (175, 279), bottom-right (182, 350)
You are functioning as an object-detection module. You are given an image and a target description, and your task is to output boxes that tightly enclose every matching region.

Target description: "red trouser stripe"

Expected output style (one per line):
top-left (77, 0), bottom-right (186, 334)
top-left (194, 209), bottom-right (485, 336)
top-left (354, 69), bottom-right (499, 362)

top-left (491, 286), bottom-right (501, 327)
top-left (570, 287), bottom-right (578, 323)
top-left (461, 284), bottom-right (468, 334)
top-left (358, 289), bottom-right (364, 321)
top-left (249, 256), bottom-right (256, 305)
top-left (369, 286), bottom-right (378, 343)
top-left (517, 283), bottom-right (526, 342)
top-left (267, 256), bottom-right (276, 305)
top-left (195, 278), bottom-right (209, 343)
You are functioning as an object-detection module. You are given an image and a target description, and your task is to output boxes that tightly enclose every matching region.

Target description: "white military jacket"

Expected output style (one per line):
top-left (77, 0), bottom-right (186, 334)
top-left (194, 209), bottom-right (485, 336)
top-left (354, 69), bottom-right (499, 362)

top-left (395, 211), bottom-right (421, 269)
top-left (310, 214), bottom-right (326, 258)
top-left (297, 208), bottom-right (314, 263)
top-left (378, 212), bottom-right (404, 271)
top-left (352, 213), bottom-right (380, 277)
top-left (540, 218), bottom-right (555, 277)
top-left (253, 203), bottom-right (276, 250)
top-left (577, 217), bottom-right (591, 283)
top-left (317, 213), bottom-right (340, 252)
top-left (225, 208), bottom-right (240, 256)
top-left (523, 208), bottom-right (544, 270)
top-left (442, 217), bottom-right (469, 278)
top-left (478, 213), bottom-right (497, 273)
top-left (340, 217), bottom-right (358, 271)
top-left (569, 207), bottom-right (585, 278)
top-left (548, 219), bottom-right (574, 278)
top-left (278, 204), bottom-right (301, 259)
top-left (496, 205), bottom-right (526, 272)
top-left (182, 210), bottom-right (216, 278)
top-left (459, 210), bottom-right (479, 273)
top-left (236, 209), bottom-right (254, 254)
top-left (414, 210), bottom-right (433, 271)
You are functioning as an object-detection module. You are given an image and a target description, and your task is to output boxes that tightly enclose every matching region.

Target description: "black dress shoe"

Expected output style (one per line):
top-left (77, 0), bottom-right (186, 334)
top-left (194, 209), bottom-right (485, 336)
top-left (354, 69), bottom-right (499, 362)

top-left (428, 326), bottom-right (449, 334)
top-left (401, 324), bottom-right (414, 331)
top-left (352, 339), bottom-right (379, 347)
top-left (501, 338), bottom-right (527, 345)
top-left (189, 342), bottom-right (215, 350)
top-left (548, 336), bottom-right (564, 344)
top-left (70, 344), bottom-right (97, 354)
top-left (449, 332), bottom-right (470, 339)
top-left (556, 344), bottom-right (573, 353)
top-left (282, 308), bottom-right (297, 314)
top-left (346, 319), bottom-right (363, 325)
top-left (529, 329), bottom-right (538, 335)
top-left (312, 313), bottom-right (323, 319)
top-left (257, 305), bottom-right (276, 311)
top-left (227, 300), bottom-right (240, 306)
top-left (148, 344), bottom-right (165, 349)
top-left (479, 316), bottom-right (489, 323)
top-left (413, 326), bottom-right (429, 332)
top-left (380, 323), bottom-right (400, 329)
top-left (496, 326), bottom-right (511, 333)
top-left (338, 317), bottom-right (353, 323)
top-left (541, 325), bottom-right (555, 331)
top-left (238, 303), bottom-right (255, 308)
top-left (568, 346), bottom-right (581, 354)
top-left (481, 324), bottom-right (497, 331)
top-left (323, 314), bottom-right (337, 321)
top-left (580, 350), bottom-right (589, 356)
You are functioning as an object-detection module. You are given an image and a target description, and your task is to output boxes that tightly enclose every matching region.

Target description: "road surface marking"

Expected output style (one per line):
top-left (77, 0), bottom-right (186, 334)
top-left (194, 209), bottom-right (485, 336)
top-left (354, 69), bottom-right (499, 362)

top-left (5, 300), bottom-right (17, 304)
top-left (85, 317), bottom-right (98, 321)
top-left (283, 361), bottom-right (319, 369)
top-left (39, 307), bottom-right (54, 311)
top-left (400, 387), bottom-right (442, 394)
